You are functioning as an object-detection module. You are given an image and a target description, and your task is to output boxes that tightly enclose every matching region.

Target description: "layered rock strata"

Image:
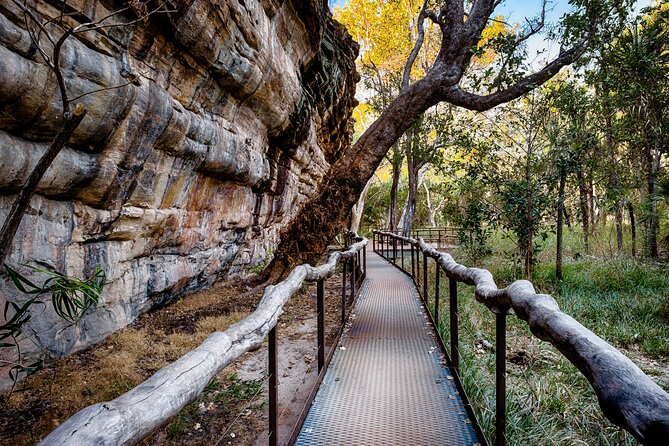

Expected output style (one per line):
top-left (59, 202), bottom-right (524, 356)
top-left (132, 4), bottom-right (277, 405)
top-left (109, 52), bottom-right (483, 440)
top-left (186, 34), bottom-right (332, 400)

top-left (0, 0), bottom-right (358, 367)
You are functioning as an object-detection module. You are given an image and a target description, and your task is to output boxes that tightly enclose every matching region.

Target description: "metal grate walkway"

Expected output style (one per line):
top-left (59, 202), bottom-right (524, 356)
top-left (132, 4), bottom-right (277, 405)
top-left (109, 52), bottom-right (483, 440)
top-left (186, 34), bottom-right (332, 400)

top-left (295, 249), bottom-right (480, 445)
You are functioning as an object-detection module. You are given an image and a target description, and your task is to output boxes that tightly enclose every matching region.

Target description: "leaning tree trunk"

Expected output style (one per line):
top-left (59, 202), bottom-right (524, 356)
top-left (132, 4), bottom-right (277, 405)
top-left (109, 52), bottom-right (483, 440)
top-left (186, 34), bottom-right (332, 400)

top-left (263, 0), bottom-right (592, 279)
top-left (264, 77), bottom-right (440, 279)
top-left (0, 105), bottom-right (87, 267)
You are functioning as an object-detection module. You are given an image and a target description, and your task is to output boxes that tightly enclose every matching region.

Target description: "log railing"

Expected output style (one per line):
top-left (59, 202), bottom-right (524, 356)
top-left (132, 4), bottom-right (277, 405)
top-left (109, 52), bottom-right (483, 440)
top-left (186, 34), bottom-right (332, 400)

top-left (38, 235), bottom-right (368, 446)
top-left (373, 230), bottom-right (669, 446)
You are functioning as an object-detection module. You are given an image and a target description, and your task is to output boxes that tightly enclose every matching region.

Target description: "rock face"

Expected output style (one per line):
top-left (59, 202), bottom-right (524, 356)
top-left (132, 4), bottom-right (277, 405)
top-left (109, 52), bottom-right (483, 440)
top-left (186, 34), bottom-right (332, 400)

top-left (0, 0), bottom-right (358, 371)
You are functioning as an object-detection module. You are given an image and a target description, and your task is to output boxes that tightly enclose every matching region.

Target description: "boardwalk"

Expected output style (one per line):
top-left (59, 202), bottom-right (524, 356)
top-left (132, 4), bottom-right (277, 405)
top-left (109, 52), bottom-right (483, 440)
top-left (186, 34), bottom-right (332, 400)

top-left (295, 249), bottom-right (480, 445)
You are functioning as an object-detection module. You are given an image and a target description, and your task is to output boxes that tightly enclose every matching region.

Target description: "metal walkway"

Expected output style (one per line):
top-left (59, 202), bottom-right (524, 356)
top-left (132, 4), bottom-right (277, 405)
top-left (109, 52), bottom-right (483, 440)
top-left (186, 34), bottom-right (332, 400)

top-left (295, 249), bottom-right (480, 445)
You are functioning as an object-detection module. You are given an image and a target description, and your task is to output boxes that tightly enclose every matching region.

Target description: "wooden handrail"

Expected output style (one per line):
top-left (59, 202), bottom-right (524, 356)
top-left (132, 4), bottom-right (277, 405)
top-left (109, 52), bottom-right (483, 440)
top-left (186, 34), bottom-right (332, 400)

top-left (38, 237), bottom-right (368, 446)
top-left (374, 230), bottom-right (669, 446)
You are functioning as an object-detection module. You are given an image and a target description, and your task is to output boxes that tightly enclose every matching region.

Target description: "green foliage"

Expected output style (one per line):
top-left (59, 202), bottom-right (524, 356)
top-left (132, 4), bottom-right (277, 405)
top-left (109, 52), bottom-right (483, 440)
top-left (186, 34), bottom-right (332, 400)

top-left (0, 264), bottom-right (105, 383)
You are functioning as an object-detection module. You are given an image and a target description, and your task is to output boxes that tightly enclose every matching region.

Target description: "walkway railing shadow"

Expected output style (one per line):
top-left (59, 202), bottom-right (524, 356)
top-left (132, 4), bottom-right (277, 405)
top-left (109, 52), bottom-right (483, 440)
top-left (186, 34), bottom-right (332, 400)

top-left (373, 230), bottom-right (669, 446)
top-left (39, 234), bottom-right (367, 446)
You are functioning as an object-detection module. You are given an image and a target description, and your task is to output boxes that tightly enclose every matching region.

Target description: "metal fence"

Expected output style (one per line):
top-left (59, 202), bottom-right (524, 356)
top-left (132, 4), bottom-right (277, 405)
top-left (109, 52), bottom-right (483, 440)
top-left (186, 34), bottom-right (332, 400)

top-left (373, 230), bottom-right (669, 446)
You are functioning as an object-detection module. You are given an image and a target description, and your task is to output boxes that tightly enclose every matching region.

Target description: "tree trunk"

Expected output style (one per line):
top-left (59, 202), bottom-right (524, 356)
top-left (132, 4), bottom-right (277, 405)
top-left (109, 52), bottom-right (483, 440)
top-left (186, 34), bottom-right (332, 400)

top-left (628, 201), bottom-right (636, 258)
top-left (399, 162), bottom-right (427, 236)
top-left (0, 105), bottom-right (87, 267)
top-left (588, 175), bottom-right (596, 234)
top-left (642, 126), bottom-right (658, 258)
top-left (424, 182), bottom-right (437, 227)
top-left (264, 0), bottom-right (592, 279)
top-left (556, 162), bottom-right (566, 280)
top-left (265, 75), bottom-right (441, 279)
top-left (576, 166), bottom-right (590, 255)
top-left (350, 178), bottom-right (372, 233)
top-left (603, 105), bottom-right (624, 253)
top-left (614, 203), bottom-right (624, 253)
top-left (524, 140), bottom-right (534, 280)
top-left (386, 148), bottom-right (402, 231)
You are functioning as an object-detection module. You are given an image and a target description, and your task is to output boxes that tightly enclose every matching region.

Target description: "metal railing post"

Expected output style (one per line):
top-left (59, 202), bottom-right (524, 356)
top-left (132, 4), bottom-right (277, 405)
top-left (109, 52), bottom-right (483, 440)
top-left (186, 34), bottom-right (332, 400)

top-left (317, 279), bottom-right (325, 372)
top-left (435, 266), bottom-right (440, 323)
top-left (342, 259), bottom-right (347, 325)
top-left (372, 231), bottom-right (376, 253)
top-left (363, 246), bottom-right (367, 279)
top-left (415, 244), bottom-right (420, 290)
top-left (269, 326), bottom-right (278, 446)
top-left (350, 258), bottom-right (355, 301)
top-left (411, 242), bottom-right (415, 279)
top-left (496, 312), bottom-right (507, 446)
top-left (401, 238), bottom-right (405, 272)
top-left (393, 237), bottom-right (397, 264)
top-left (449, 277), bottom-right (459, 372)
top-left (423, 252), bottom-right (428, 303)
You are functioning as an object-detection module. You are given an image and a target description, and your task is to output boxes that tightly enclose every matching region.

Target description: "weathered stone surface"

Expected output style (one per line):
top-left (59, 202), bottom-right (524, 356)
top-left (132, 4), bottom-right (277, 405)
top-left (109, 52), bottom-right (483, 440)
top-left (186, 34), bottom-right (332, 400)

top-left (0, 0), bottom-right (358, 381)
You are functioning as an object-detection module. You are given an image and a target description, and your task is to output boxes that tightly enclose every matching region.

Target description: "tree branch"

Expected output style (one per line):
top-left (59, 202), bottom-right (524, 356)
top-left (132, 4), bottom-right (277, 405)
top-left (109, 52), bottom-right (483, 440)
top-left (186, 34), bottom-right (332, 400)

top-left (401, 0), bottom-right (431, 91)
top-left (442, 44), bottom-right (585, 111)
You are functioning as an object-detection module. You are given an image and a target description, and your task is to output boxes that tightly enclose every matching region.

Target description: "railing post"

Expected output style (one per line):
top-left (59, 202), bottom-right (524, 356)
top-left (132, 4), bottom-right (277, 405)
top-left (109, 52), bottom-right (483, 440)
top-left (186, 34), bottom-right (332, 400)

top-left (411, 242), bottom-right (415, 279)
top-left (449, 277), bottom-right (459, 372)
top-left (434, 266), bottom-right (440, 323)
top-left (342, 259), bottom-right (347, 325)
top-left (423, 252), bottom-right (428, 303)
top-left (401, 238), bottom-right (405, 272)
top-left (372, 231), bottom-right (376, 254)
top-left (363, 246), bottom-right (367, 279)
top-left (393, 237), bottom-right (397, 264)
top-left (496, 312), bottom-right (507, 446)
top-left (350, 257), bottom-right (355, 301)
top-left (317, 279), bottom-right (325, 373)
top-left (269, 326), bottom-right (278, 446)
top-left (382, 234), bottom-right (386, 258)
top-left (416, 244), bottom-right (420, 289)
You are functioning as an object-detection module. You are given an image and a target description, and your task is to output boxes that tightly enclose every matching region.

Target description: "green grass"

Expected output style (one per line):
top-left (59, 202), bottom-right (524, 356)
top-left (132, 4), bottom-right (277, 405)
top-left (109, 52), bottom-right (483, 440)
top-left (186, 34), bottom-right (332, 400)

top-left (412, 250), bottom-right (668, 446)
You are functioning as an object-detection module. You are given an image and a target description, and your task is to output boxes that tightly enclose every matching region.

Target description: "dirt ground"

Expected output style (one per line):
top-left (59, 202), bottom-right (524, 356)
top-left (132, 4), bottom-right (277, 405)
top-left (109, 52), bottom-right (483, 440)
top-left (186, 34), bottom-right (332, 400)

top-left (0, 269), bottom-right (348, 446)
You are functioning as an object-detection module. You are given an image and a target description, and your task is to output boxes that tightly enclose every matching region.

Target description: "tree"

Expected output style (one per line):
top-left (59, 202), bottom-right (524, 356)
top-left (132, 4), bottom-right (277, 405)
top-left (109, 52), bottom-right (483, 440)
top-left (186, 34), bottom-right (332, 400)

top-left (266, 0), bottom-right (630, 278)
top-left (596, 4), bottom-right (669, 257)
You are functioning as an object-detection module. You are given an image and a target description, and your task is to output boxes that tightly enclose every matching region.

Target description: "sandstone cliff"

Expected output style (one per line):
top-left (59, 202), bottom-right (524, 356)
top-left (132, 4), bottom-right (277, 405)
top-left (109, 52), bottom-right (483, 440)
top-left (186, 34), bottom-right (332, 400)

top-left (0, 0), bottom-right (358, 367)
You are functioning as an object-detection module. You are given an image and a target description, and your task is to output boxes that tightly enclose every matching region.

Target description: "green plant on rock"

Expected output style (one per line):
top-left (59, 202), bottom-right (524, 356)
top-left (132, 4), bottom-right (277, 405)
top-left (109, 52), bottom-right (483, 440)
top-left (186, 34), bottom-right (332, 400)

top-left (1, 264), bottom-right (105, 383)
